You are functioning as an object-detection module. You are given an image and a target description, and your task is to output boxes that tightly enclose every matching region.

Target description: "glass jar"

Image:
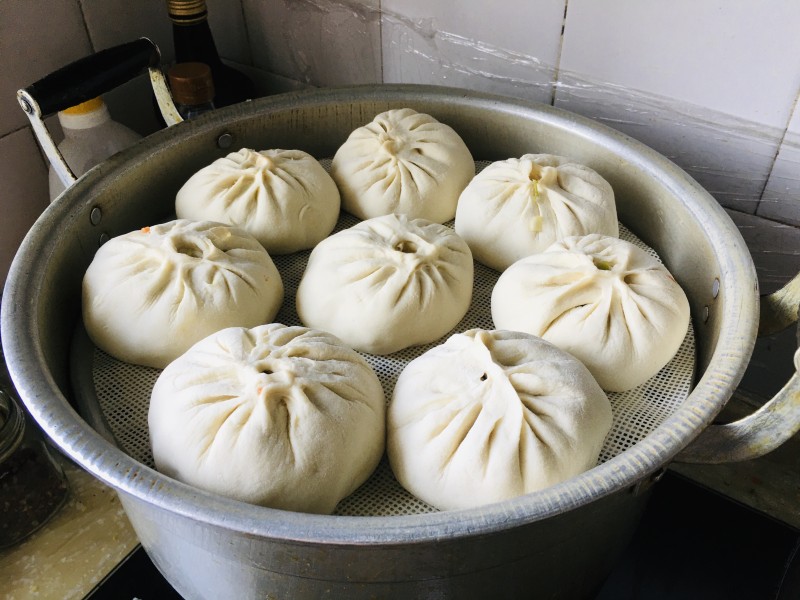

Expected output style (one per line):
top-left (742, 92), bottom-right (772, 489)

top-left (0, 376), bottom-right (69, 548)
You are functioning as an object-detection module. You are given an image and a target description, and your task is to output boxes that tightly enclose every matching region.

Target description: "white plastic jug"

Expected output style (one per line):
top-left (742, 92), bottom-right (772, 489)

top-left (48, 97), bottom-right (141, 202)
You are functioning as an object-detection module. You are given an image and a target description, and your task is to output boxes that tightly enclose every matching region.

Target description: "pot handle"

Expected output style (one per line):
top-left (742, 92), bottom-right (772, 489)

top-left (677, 272), bottom-right (800, 463)
top-left (17, 38), bottom-right (182, 190)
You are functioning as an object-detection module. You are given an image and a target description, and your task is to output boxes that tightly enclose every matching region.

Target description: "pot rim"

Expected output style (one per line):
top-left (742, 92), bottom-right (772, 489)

top-left (1, 84), bottom-right (759, 545)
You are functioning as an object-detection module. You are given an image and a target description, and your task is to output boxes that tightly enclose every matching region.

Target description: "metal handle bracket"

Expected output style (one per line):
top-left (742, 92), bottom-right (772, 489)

top-left (17, 38), bottom-right (182, 190)
top-left (678, 272), bottom-right (800, 463)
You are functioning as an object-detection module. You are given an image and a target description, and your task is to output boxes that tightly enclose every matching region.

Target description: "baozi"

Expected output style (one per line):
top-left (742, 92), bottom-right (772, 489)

top-left (148, 324), bottom-right (386, 515)
top-left (175, 148), bottom-right (340, 254)
top-left (491, 234), bottom-right (690, 392)
top-left (387, 329), bottom-right (612, 511)
top-left (331, 108), bottom-right (475, 223)
top-left (455, 154), bottom-right (618, 271)
top-left (296, 213), bottom-right (474, 355)
top-left (82, 219), bottom-right (283, 369)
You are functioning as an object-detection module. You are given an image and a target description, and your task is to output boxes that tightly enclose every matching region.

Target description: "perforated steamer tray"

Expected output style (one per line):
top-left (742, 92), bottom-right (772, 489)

top-left (70, 160), bottom-right (695, 517)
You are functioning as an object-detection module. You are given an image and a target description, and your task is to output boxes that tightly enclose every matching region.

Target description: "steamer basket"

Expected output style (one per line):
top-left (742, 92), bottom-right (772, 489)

top-left (5, 40), bottom-right (800, 600)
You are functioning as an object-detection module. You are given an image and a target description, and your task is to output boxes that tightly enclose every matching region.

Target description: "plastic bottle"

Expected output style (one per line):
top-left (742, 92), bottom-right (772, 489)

top-left (168, 62), bottom-right (216, 119)
top-left (47, 97), bottom-right (142, 202)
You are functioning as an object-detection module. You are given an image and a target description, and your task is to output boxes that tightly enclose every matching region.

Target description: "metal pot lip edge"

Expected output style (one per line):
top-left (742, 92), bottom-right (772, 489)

top-left (0, 84), bottom-right (759, 545)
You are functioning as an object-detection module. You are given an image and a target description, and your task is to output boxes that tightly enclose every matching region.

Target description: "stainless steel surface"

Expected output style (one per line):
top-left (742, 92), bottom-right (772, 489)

top-left (149, 61), bottom-right (183, 127)
top-left (3, 84), bottom-right (795, 598)
top-left (677, 328), bottom-right (800, 464)
top-left (759, 272), bottom-right (800, 336)
top-left (16, 88), bottom-right (76, 189)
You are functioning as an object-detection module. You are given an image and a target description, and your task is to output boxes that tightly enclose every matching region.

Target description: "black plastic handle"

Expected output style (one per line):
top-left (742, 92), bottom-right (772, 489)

top-left (22, 38), bottom-right (161, 117)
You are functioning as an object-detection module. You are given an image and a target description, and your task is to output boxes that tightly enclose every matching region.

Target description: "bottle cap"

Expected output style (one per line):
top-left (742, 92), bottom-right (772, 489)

top-left (167, 0), bottom-right (207, 24)
top-left (57, 96), bottom-right (110, 130)
top-left (61, 97), bottom-right (104, 115)
top-left (168, 62), bottom-right (215, 106)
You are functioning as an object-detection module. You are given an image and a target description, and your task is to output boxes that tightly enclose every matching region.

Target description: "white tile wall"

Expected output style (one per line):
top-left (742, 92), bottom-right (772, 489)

top-left (728, 209), bottom-right (800, 294)
top-left (206, 0), bottom-right (253, 66)
top-left (381, 0), bottom-right (566, 105)
top-left (80, 0), bottom-right (173, 57)
top-left (0, 128), bottom-right (50, 285)
top-left (1, 0), bottom-right (798, 313)
top-left (1, 0), bottom-right (91, 287)
top-left (758, 102), bottom-right (800, 227)
top-left (559, 0), bottom-right (800, 127)
top-left (242, 0), bottom-right (382, 86)
top-left (555, 0), bottom-right (800, 215)
top-left (0, 0), bottom-right (92, 136)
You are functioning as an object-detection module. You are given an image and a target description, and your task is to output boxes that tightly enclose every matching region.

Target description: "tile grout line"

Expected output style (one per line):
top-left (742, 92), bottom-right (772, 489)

top-left (378, 0), bottom-right (384, 84)
top-left (18, 0), bottom-right (94, 199)
top-left (3, 124), bottom-right (48, 182)
top-left (0, 126), bottom-right (28, 144)
top-left (756, 83), bottom-right (800, 215)
top-left (76, 0), bottom-right (96, 53)
top-left (238, 0), bottom-right (255, 66)
top-left (549, 0), bottom-right (569, 107)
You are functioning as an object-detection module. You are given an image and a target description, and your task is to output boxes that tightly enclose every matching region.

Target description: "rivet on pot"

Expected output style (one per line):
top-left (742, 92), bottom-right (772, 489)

top-left (217, 133), bottom-right (234, 149)
top-left (19, 96), bottom-right (33, 115)
top-left (90, 207), bottom-right (102, 226)
top-left (98, 233), bottom-right (110, 246)
top-left (712, 278), bottom-right (720, 299)
top-left (703, 305), bottom-right (710, 322)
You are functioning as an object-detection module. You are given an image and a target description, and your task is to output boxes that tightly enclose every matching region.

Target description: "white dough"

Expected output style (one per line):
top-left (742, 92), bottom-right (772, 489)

top-left (296, 214), bottom-right (474, 355)
top-left (331, 108), bottom-right (475, 223)
top-left (175, 148), bottom-right (340, 254)
top-left (82, 219), bottom-right (283, 369)
top-left (492, 234), bottom-right (691, 392)
top-left (455, 154), bottom-right (618, 271)
top-left (148, 324), bottom-right (385, 514)
top-left (387, 329), bottom-right (612, 511)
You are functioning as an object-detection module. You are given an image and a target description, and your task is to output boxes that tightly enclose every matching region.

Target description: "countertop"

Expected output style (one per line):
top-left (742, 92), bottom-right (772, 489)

top-left (0, 456), bottom-right (138, 600)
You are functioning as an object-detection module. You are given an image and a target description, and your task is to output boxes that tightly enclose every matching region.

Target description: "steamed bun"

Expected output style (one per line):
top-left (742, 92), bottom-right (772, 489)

top-left (82, 219), bottom-right (283, 369)
top-left (148, 324), bottom-right (386, 514)
top-left (455, 154), bottom-right (618, 271)
top-left (296, 213), bottom-right (474, 355)
top-left (175, 148), bottom-right (340, 254)
top-left (491, 234), bottom-right (690, 391)
top-left (387, 329), bottom-right (612, 511)
top-left (331, 108), bottom-right (474, 223)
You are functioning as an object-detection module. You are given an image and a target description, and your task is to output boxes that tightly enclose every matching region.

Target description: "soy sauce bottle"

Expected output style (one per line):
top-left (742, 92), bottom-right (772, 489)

top-left (167, 0), bottom-right (255, 108)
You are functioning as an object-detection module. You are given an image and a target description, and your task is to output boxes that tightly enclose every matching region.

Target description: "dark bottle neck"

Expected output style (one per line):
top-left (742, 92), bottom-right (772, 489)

top-left (166, 0), bottom-right (255, 107)
top-left (168, 0), bottom-right (221, 66)
top-left (171, 20), bottom-right (223, 68)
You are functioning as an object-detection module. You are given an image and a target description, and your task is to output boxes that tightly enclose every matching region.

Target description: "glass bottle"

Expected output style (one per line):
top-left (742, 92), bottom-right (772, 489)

top-left (167, 0), bottom-right (255, 108)
top-left (168, 62), bottom-right (216, 119)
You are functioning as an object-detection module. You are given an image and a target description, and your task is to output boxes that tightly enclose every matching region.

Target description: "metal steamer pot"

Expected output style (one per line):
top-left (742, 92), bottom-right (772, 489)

top-left (5, 40), bottom-right (800, 599)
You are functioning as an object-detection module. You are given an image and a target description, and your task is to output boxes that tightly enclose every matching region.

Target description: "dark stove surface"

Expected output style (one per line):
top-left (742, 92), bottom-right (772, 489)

top-left (86, 472), bottom-right (800, 600)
